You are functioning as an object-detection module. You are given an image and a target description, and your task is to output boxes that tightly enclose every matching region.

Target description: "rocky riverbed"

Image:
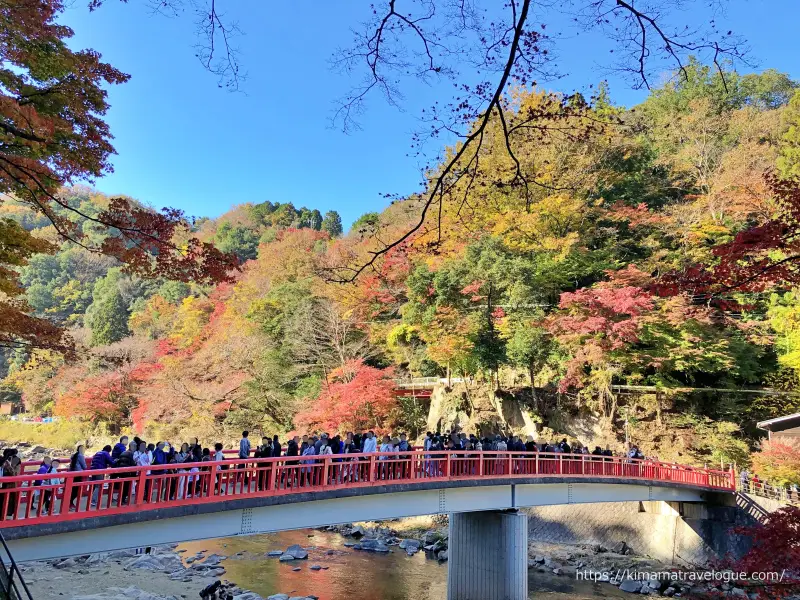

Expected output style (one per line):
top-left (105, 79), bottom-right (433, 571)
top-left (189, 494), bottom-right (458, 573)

top-left (19, 520), bottom-right (762, 600)
top-left (22, 545), bottom-right (322, 600)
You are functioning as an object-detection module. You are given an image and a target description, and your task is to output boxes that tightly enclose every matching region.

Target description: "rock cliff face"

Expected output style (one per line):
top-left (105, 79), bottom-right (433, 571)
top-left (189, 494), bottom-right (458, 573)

top-left (425, 382), bottom-right (540, 437)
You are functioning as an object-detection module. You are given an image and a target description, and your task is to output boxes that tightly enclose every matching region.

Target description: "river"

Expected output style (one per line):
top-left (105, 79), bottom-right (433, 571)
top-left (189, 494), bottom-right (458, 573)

top-left (178, 529), bottom-right (630, 600)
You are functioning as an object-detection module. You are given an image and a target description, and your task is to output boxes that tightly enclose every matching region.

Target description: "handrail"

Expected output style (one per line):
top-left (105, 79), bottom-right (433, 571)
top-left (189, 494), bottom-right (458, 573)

top-left (0, 451), bottom-right (735, 528)
top-left (737, 480), bottom-right (800, 506)
top-left (0, 529), bottom-right (33, 599)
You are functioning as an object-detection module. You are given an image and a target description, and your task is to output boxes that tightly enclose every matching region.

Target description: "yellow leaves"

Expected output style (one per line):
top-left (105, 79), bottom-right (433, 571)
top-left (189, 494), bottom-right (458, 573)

top-left (491, 194), bottom-right (585, 257)
top-left (169, 296), bottom-right (216, 348)
top-left (129, 295), bottom-right (177, 340)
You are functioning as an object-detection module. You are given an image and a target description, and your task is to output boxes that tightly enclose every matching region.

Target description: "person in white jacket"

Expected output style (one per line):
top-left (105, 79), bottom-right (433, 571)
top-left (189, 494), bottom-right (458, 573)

top-left (363, 431), bottom-right (377, 454)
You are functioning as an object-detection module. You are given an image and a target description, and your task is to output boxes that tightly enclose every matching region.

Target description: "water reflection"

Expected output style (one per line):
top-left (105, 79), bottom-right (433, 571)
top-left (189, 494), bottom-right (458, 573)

top-left (177, 530), bottom-right (629, 600)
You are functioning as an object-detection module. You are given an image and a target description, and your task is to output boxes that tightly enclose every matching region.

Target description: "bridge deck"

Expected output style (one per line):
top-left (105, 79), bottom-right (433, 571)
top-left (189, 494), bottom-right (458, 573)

top-left (0, 451), bottom-right (733, 534)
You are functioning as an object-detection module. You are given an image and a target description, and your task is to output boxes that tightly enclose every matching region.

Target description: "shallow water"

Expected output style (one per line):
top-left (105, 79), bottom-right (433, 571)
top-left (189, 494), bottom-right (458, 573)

top-left (178, 529), bottom-right (630, 600)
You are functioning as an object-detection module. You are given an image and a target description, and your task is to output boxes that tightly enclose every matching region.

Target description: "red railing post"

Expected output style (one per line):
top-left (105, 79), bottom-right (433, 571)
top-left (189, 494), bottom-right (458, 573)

top-left (272, 459), bottom-right (281, 491)
top-left (558, 454), bottom-right (563, 475)
top-left (61, 473), bottom-right (73, 512)
top-left (446, 453), bottom-right (451, 479)
top-left (323, 458), bottom-right (330, 487)
top-left (135, 469), bottom-right (147, 505)
top-left (369, 455), bottom-right (377, 484)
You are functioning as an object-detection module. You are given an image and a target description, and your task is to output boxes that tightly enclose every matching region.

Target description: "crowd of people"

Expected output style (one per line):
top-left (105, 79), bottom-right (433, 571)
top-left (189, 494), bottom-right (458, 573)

top-left (0, 429), bottom-right (656, 517)
top-left (739, 469), bottom-right (799, 502)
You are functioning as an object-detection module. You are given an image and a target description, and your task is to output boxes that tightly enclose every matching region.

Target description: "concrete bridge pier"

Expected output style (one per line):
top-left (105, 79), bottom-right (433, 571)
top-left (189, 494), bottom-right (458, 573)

top-left (447, 510), bottom-right (528, 600)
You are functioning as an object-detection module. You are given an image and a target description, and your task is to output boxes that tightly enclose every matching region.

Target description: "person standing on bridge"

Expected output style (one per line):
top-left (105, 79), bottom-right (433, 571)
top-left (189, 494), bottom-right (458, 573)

top-left (254, 436), bottom-right (271, 491)
top-left (239, 431), bottom-right (251, 489)
top-left (31, 456), bottom-right (52, 509)
top-left (41, 458), bottom-right (60, 516)
top-left (301, 442), bottom-right (317, 487)
top-left (90, 445), bottom-right (114, 507)
top-left (271, 435), bottom-right (281, 458)
top-left (68, 444), bottom-right (87, 511)
top-left (134, 441), bottom-right (152, 501)
top-left (363, 431), bottom-right (377, 454)
top-left (112, 436), bottom-right (128, 461)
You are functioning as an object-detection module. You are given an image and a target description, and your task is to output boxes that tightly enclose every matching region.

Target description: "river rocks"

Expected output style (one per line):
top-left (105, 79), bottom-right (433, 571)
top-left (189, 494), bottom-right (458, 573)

top-left (421, 531), bottom-right (440, 545)
top-left (612, 541), bottom-right (633, 555)
top-left (72, 587), bottom-right (180, 600)
top-left (201, 553), bottom-right (226, 565)
top-left (398, 539), bottom-right (420, 551)
top-left (284, 545), bottom-right (308, 559)
top-left (647, 580), bottom-right (663, 591)
top-left (292, 567), bottom-right (301, 572)
top-left (532, 555), bottom-right (545, 564)
top-left (357, 539), bottom-right (391, 553)
top-left (310, 565), bottom-right (322, 571)
top-left (278, 555), bottom-right (295, 562)
top-left (53, 558), bottom-right (78, 569)
top-left (267, 596), bottom-right (289, 600)
top-left (437, 550), bottom-right (448, 562)
top-left (350, 525), bottom-right (367, 538)
top-left (619, 579), bottom-right (643, 593)
top-left (267, 551), bottom-right (284, 557)
top-left (125, 553), bottom-right (184, 572)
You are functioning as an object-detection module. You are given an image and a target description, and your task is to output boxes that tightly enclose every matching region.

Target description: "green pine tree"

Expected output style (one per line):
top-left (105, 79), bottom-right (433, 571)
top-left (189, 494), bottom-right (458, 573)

top-left (322, 211), bottom-right (343, 237)
top-left (88, 289), bottom-right (130, 346)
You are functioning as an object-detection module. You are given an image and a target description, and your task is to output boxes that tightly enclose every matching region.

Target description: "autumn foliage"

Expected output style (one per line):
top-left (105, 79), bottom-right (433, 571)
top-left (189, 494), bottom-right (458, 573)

top-left (727, 506), bottom-right (800, 598)
top-left (751, 439), bottom-right (800, 486)
top-left (0, 0), bottom-right (237, 352)
top-left (662, 176), bottom-right (800, 298)
top-left (294, 360), bottom-right (398, 434)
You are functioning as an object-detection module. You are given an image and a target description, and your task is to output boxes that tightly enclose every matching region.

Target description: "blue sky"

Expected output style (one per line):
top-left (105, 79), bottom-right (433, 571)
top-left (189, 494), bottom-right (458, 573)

top-left (63, 0), bottom-right (800, 230)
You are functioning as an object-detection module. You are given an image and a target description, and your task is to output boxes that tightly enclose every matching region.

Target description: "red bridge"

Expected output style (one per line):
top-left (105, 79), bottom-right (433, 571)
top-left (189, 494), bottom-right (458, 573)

top-left (0, 450), bottom-right (734, 562)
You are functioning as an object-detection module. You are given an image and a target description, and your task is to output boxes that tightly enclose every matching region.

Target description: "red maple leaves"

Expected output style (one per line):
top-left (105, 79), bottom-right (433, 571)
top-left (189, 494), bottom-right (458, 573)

top-left (661, 176), bottom-right (800, 298)
top-left (294, 359), bottom-right (398, 433)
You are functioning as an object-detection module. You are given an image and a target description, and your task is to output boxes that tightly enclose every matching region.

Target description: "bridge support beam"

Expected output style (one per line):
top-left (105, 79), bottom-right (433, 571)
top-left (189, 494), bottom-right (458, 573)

top-left (447, 510), bottom-right (528, 600)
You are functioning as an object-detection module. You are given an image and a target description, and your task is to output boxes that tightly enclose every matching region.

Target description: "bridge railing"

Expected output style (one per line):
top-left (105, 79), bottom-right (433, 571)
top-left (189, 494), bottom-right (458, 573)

top-left (737, 480), bottom-right (800, 505)
top-left (0, 451), bottom-right (734, 527)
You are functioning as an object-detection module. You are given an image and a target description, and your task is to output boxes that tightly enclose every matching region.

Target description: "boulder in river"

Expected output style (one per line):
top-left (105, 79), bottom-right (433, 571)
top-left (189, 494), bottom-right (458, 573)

top-left (71, 587), bottom-right (180, 600)
top-left (350, 525), bottom-right (367, 538)
top-left (278, 554), bottom-right (295, 562)
top-left (124, 554), bottom-right (183, 572)
top-left (421, 531), bottom-right (439, 545)
top-left (284, 544), bottom-right (308, 559)
top-left (612, 541), bottom-right (633, 555)
top-left (619, 580), bottom-right (643, 593)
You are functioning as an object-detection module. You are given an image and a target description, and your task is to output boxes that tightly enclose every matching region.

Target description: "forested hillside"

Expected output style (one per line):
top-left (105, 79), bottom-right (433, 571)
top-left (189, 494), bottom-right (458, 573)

top-left (4, 62), bottom-right (800, 472)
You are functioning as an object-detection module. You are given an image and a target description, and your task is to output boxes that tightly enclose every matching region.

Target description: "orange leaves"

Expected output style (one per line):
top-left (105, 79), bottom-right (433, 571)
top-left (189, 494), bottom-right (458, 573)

top-left (294, 360), bottom-right (397, 434)
top-left (751, 439), bottom-right (800, 486)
